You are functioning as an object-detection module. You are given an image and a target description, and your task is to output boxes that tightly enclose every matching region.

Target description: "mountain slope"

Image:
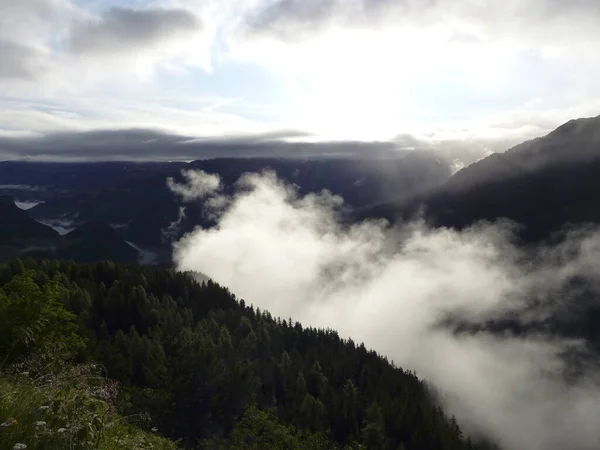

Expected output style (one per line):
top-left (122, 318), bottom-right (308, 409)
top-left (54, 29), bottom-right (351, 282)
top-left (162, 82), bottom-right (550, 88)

top-left (0, 259), bottom-right (487, 450)
top-left (0, 196), bottom-right (58, 244)
top-left (58, 221), bottom-right (139, 262)
top-left (0, 161), bottom-right (186, 193)
top-left (0, 197), bottom-right (58, 260)
top-left (26, 154), bottom-right (452, 257)
top-left (362, 115), bottom-right (600, 241)
top-left (0, 200), bottom-right (139, 263)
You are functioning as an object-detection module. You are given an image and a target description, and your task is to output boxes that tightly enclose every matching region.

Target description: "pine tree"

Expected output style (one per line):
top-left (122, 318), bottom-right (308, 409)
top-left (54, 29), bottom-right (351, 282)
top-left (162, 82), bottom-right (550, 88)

top-left (362, 402), bottom-right (386, 450)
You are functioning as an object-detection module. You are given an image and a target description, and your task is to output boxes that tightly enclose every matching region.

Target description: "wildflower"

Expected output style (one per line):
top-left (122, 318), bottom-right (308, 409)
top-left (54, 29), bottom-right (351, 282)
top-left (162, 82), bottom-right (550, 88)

top-left (13, 444), bottom-right (27, 450)
top-left (1, 418), bottom-right (18, 427)
top-left (35, 421), bottom-right (47, 427)
top-left (57, 428), bottom-right (67, 433)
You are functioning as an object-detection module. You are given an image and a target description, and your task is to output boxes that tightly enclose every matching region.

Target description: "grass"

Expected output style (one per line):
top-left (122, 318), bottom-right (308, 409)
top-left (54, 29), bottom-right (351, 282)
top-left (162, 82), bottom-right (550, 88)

top-left (0, 362), bottom-right (179, 450)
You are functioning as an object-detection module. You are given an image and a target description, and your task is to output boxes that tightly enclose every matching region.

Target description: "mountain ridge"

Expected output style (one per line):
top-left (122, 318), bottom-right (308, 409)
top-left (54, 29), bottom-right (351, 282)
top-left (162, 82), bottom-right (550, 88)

top-left (360, 114), bottom-right (600, 241)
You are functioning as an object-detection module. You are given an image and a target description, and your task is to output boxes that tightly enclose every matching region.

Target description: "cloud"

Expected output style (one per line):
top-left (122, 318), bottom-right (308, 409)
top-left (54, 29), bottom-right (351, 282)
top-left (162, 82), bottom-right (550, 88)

top-left (0, 128), bottom-right (410, 161)
top-left (0, 184), bottom-right (45, 191)
top-left (161, 206), bottom-right (187, 244)
top-left (37, 218), bottom-right (77, 235)
top-left (172, 170), bottom-right (600, 450)
top-left (68, 7), bottom-right (201, 56)
top-left (0, 0), bottom-right (208, 88)
top-left (0, 125), bottom-right (554, 166)
top-left (245, 0), bottom-right (600, 40)
top-left (246, 0), bottom-right (342, 39)
top-left (167, 169), bottom-right (221, 202)
top-left (230, 0), bottom-right (600, 144)
top-left (0, 42), bottom-right (47, 79)
top-left (14, 200), bottom-right (45, 210)
top-left (0, 0), bottom-right (75, 81)
top-left (0, 0), bottom-right (598, 154)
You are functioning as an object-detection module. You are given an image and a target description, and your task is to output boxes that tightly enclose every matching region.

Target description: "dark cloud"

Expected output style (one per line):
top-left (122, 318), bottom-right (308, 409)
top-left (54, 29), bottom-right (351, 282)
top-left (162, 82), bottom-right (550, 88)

top-left (247, 0), bottom-right (341, 38)
top-left (0, 129), bottom-right (408, 161)
top-left (245, 0), bottom-right (438, 37)
top-left (68, 7), bottom-right (200, 55)
top-left (0, 41), bottom-right (45, 79)
top-left (245, 0), bottom-right (600, 39)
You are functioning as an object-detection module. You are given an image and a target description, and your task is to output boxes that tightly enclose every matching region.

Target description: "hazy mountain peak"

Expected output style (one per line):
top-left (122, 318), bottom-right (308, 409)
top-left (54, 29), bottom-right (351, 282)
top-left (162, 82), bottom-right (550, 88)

top-left (0, 195), bottom-right (58, 248)
top-left (548, 114), bottom-right (600, 140)
top-left (446, 114), bottom-right (600, 192)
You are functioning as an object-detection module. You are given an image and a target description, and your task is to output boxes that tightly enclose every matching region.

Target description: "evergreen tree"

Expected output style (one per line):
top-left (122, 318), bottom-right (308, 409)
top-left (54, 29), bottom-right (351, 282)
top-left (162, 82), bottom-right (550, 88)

top-left (362, 402), bottom-right (386, 450)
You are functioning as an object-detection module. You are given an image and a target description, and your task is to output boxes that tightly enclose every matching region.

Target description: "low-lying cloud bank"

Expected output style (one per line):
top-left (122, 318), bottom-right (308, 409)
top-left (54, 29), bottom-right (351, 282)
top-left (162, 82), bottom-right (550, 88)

top-left (171, 170), bottom-right (600, 450)
top-left (0, 128), bottom-right (511, 165)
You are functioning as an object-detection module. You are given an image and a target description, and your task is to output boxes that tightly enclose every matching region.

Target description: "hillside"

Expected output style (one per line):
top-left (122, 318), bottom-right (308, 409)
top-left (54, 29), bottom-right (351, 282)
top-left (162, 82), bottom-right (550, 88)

top-left (0, 196), bottom-right (58, 244)
top-left (0, 259), bottom-right (490, 450)
top-left (59, 221), bottom-right (140, 263)
top-left (0, 161), bottom-right (186, 194)
top-left (361, 115), bottom-right (600, 241)
top-left (0, 200), bottom-right (140, 263)
top-left (17, 155), bottom-right (451, 260)
top-left (0, 196), bottom-right (58, 261)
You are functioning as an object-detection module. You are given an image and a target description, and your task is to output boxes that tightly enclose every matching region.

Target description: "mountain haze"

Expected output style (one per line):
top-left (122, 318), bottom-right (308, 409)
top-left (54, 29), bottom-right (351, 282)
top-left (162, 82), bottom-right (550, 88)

top-left (363, 115), bottom-right (600, 241)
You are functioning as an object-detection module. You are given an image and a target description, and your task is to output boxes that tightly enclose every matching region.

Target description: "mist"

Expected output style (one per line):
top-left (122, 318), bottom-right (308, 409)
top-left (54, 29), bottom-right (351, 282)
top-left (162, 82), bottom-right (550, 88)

top-left (170, 170), bottom-right (600, 450)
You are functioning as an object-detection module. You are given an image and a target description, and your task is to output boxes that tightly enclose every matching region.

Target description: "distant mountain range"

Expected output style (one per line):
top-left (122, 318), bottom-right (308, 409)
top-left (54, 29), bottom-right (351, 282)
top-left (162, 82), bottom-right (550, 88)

top-left (0, 153), bottom-right (452, 263)
top-left (0, 198), bottom-right (137, 262)
top-left (2, 115), bottom-right (600, 262)
top-left (0, 161), bottom-right (187, 197)
top-left (0, 195), bottom-right (58, 254)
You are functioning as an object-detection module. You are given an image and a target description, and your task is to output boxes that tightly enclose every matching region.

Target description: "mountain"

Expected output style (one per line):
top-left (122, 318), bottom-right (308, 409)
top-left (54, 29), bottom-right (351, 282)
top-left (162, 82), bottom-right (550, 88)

top-left (20, 154), bottom-right (452, 260)
top-left (57, 221), bottom-right (140, 263)
top-left (0, 259), bottom-right (487, 450)
top-left (0, 198), bottom-right (139, 263)
top-left (0, 196), bottom-right (58, 260)
top-left (0, 161), bottom-right (186, 196)
top-left (0, 196), bottom-right (58, 243)
top-left (362, 115), bottom-right (600, 242)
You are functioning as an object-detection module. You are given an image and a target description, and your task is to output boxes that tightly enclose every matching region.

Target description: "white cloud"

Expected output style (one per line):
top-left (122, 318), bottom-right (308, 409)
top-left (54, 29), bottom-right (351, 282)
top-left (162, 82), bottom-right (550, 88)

top-left (0, 0), bottom-right (598, 151)
top-left (166, 169), bottom-right (221, 202)
top-left (0, 1), bottom-right (216, 102)
top-left (228, 0), bottom-right (600, 141)
top-left (173, 170), bottom-right (600, 450)
top-left (0, 95), bottom-right (277, 138)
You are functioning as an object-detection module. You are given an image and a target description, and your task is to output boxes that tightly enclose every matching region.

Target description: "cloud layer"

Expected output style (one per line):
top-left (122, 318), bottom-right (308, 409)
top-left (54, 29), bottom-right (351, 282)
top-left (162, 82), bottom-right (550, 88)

top-left (0, 128), bottom-right (411, 161)
top-left (0, 0), bottom-right (599, 155)
top-left (0, 126), bottom-right (543, 164)
top-left (172, 170), bottom-right (600, 450)
top-left (69, 7), bottom-right (201, 56)
top-left (246, 0), bottom-right (600, 40)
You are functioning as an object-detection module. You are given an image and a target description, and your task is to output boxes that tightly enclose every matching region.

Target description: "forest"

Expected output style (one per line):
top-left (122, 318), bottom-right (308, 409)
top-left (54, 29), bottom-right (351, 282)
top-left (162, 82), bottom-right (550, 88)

top-left (0, 258), bottom-right (497, 449)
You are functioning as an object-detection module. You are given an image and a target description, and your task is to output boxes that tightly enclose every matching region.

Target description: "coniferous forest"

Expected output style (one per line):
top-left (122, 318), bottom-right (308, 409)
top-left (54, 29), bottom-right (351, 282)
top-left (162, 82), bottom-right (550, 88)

top-left (0, 258), bottom-right (494, 450)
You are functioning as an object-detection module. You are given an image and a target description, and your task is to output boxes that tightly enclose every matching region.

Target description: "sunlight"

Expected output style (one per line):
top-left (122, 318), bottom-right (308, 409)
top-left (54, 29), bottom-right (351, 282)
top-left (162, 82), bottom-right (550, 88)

top-left (234, 24), bottom-right (513, 141)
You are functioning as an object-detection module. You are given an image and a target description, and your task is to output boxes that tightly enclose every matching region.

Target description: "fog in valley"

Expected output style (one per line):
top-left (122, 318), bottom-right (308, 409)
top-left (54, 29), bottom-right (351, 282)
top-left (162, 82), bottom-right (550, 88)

top-left (170, 169), bottom-right (600, 450)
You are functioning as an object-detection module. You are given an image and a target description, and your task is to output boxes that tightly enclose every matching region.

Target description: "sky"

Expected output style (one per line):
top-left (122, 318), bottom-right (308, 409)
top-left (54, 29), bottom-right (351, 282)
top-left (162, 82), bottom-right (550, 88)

top-left (1, 0), bottom-right (600, 160)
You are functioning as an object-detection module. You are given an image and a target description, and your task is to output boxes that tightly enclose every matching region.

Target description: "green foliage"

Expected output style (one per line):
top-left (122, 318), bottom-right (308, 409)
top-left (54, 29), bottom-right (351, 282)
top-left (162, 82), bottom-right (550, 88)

top-left (0, 270), bottom-right (86, 370)
top-left (0, 362), bottom-right (178, 450)
top-left (361, 402), bottom-right (386, 450)
top-left (0, 259), bottom-right (485, 450)
top-left (201, 404), bottom-right (336, 449)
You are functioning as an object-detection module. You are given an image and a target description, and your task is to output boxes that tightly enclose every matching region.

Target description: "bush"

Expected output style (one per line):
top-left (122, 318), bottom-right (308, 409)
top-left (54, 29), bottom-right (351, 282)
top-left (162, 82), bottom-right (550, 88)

top-left (0, 362), bottom-right (179, 450)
